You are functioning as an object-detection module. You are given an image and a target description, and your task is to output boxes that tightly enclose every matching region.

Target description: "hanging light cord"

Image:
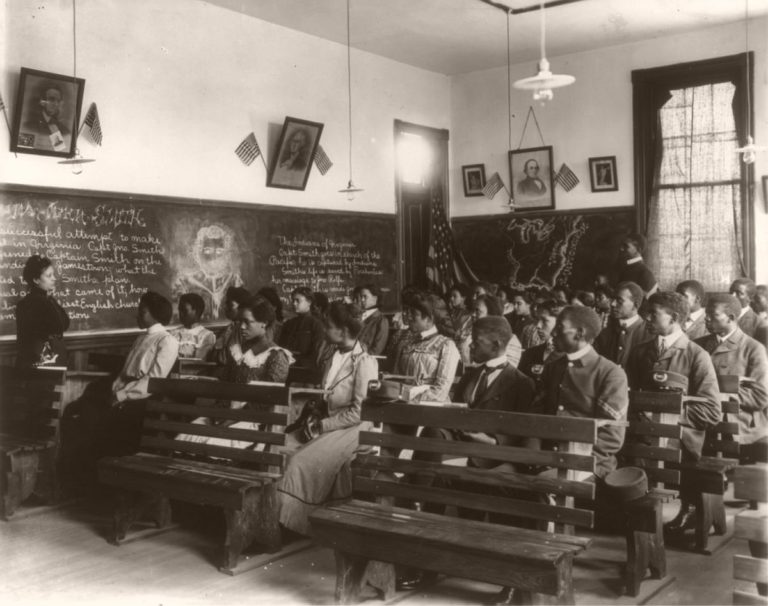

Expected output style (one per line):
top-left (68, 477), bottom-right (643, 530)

top-left (540, 0), bottom-right (546, 62)
top-left (346, 0), bottom-right (353, 182)
top-left (744, 0), bottom-right (751, 139)
top-left (72, 0), bottom-right (77, 79)
top-left (506, 10), bottom-right (512, 150)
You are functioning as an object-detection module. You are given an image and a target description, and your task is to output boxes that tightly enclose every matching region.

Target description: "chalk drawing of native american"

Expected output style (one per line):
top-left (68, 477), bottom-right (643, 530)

top-left (172, 223), bottom-right (243, 319)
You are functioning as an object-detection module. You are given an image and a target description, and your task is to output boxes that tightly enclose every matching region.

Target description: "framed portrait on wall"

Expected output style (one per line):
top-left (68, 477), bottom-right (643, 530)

top-left (10, 67), bottom-right (85, 158)
top-left (267, 116), bottom-right (324, 191)
top-left (462, 164), bottom-right (486, 197)
top-left (589, 156), bottom-right (618, 192)
top-left (508, 146), bottom-right (555, 211)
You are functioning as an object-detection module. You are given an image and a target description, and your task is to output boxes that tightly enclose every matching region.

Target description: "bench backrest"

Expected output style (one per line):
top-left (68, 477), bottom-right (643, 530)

top-left (703, 377), bottom-right (741, 459)
top-left (0, 366), bottom-right (67, 440)
top-left (355, 400), bottom-right (600, 534)
top-left (142, 377), bottom-right (291, 473)
top-left (623, 391), bottom-right (684, 489)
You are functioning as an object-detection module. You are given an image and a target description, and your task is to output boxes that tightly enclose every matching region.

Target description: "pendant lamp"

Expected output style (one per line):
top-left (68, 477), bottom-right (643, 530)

top-left (338, 0), bottom-right (364, 200)
top-left (735, 0), bottom-right (765, 164)
top-left (513, 1), bottom-right (574, 103)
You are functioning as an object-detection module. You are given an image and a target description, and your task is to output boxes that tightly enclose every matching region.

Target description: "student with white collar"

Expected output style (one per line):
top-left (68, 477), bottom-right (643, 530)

top-left (676, 280), bottom-right (709, 340)
top-left (170, 293), bottom-right (216, 360)
top-left (730, 278), bottom-right (763, 338)
top-left (352, 283), bottom-right (389, 356)
top-left (617, 233), bottom-right (658, 295)
top-left (594, 281), bottom-right (653, 369)
top-left (626, 291), bottom-right (721, 534)
top-left (696, 294), bottom-right (768, 464)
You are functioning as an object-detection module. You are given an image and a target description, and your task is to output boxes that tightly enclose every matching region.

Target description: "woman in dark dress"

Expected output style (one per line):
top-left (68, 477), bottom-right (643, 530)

top-left (16, 255), bottom-right (70, 368)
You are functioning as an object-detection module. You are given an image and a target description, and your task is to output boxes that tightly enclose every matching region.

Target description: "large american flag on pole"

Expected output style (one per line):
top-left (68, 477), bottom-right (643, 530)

top-left (426, 191), bottom-right (478, 294)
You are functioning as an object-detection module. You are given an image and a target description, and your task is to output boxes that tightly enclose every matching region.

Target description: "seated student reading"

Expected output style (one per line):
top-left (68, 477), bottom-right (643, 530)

top-left (170, 293), bottom-right (216, 359)
top-left (594, 281), bottom-right (653, 369)
top-left (211, 286), bottom-right (251, 367)
top-left (676, 280), bottom-right (709, 340)
top-left (107, 291), bottom-right (179, 455)
top-left (278, 287), bottom-right (326, 375)
top-left (278, 302), bottom-right (378, 536)
top-left (730, 278), bottom-right (763, 338)
top-left (696, 294), bottom-right (768, 464)
top-left (448, 283), bottom-right (474, 367)
top-left (517, 298), bottom-right (563, 385)
top-left (393, 291), bottom-right (459, 402)
top-left (352, 283), bottom-right (389, 356)
top-left (15, 254), bottom-right (70, 368)
top-left (626, 291), bottom-right (721, 533)
top-left (473, 294), bottom-right (522, 368)
top-left (617, 233), bottom-right (658, 296)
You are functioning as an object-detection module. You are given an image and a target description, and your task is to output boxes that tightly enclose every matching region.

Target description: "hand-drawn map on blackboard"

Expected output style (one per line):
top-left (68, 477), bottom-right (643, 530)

top-left (452, 209), bottom-right (634, 291)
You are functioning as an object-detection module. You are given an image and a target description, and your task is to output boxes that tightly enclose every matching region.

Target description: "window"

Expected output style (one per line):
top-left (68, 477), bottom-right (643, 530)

top-left (632, 54), bottom-right (753, 292)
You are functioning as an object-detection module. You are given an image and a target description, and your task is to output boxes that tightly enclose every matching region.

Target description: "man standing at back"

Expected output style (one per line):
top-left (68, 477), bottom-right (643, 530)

top-left (617, 233), bottom-right (658, 296)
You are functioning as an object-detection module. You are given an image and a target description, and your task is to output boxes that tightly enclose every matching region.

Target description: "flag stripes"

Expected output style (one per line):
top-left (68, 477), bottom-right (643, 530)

top-left (554, 163), bottom-right (579, 191)
top-left (426, 192), bottom-right (478, 294)
top-left (83, 103), bottom-right (103, 145)
top-left (235, 132), bottom-right (261, 166)
top-left (482, 172), bottom-right (504, 199)
top-left (313, 145), bottom-right (333, 175)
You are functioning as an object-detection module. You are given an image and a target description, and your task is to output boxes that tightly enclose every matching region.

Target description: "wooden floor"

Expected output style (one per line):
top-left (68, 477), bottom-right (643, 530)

top-left (0, 492), bottom-right (755, 606)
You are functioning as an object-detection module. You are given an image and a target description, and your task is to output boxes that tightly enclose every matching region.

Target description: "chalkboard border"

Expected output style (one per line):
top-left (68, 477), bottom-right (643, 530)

top-left (0, 183), bottom-right (396, 220)
top-left (450, 205), bottom-right (636, 223)
top-left (0, 183), bottom-right (397, 348)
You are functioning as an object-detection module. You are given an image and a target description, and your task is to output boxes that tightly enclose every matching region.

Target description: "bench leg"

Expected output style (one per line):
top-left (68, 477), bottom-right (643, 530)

top-left (2, 450), bottom-right (41, 520)
top-left (334, 550), bottom-right (368, 605)
top-left (221, 485), bottom-right (282, 572)
top-left (109, 491), bottom-right (170, 544)
top-left (624, 497), bottom-right (666, 596)
top-left (362, 561), bottom-right (396, 601)
top-left (749, 540), bottom-right (768, 597)
top-left (711, 494), bottom-right (726, 535)
top-left (625, 530), bottom-right (650, 598)
top-left (514, 555), bottom-right (575, 605)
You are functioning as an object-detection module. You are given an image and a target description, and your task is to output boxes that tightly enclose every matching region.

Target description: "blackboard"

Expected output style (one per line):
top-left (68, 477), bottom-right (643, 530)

top-left (453, 208), bottom-right (635, 291)
top-left (0, 186), bottom-right (397, 336)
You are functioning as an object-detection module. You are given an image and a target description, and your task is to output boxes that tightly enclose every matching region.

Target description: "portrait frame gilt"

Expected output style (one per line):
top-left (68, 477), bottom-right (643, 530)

top-left (508, 145), bottom-right (555, 211)
top-left (267, 116), bottom-right (324, 191)
top-left (11, 67), bottom-right (85, 158)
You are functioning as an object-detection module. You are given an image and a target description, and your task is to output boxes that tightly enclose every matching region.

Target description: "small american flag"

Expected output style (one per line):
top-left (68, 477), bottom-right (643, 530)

top-left (313, 145), bottom-right (333, 175)
top-left (482, 172), bottom-right (504, 199)
top-left (555, 163), bottom-right (579, 191)
top-left (235, 132), bottom-right (261, 166)
top-left (83, 103), bottom-right (102, 145)
top-left (426, 191), bottom-right (478, 294)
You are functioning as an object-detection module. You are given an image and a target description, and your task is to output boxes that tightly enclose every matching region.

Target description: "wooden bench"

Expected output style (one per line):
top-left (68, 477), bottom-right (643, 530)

top-left (310, 401), bottom-right (602, 605)
top-left (98, 377), bottom-right (293, 573)
top-left (0, 366), bottom-right (68, 520)
top-left (733, 463), bottom-right (768, 605)
top-left (619, 391), bottom-right (684, 596)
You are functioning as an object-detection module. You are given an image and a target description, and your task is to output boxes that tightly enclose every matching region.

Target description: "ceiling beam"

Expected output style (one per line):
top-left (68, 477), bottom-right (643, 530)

top-left (477, 0), bottom-right (589, 16)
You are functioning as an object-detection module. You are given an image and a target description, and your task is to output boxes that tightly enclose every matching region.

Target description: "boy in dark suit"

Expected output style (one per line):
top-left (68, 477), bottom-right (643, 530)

top-left (594, 281), bottom-right (653, 369)
top-left (617, 233), bottom-right (658, 296)
top-left (730, 278), bottom-right (762, 338)
top-left (696, 294), bottom-right (768, 463)
top-left (626, 291), bottom-right (721, 533)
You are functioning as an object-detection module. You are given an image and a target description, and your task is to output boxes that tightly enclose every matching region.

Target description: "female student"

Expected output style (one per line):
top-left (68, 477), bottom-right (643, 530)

top-left (395, 292), bottom-right (459, 403)
top-left (257, 286), bottom-right (284, 342)
top-left (353, 283), bottom-right (389, 355)
top-left (171, 293), bottom-right (216, 359)
top-left (278, 301), bottom-right (378, 535)
top-left (211, 286), bottom-right (251, 366)
top-left (108, 291), bottom-right (179, 455)
top-left (16, 254), bottom-right (70, 368)
top-left (448, 284), bottom-right (473, 366)
top-left (278, 287), bottom-right (325, 373)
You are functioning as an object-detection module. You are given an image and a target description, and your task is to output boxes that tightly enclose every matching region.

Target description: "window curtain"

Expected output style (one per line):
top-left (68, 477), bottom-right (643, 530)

top-left (645, 82), bottom-right (745, 291)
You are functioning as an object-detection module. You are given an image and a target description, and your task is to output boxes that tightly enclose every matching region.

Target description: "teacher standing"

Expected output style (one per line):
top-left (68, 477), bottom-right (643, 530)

top-left (16, 255), bottom-right (70, 368)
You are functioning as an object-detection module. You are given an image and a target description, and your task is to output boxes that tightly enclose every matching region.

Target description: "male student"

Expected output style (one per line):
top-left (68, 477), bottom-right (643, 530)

top-left (535, 306), bottom-right (629, 479)
top-left (626, 291), bottom-right (721, 533)
top-left (108, 291), bottom-right (179, 455)
top-left (696, 294), bottom-right (768, 463)
top-left (594, 281), bottom-right (653, 369)
top-left (398, 316), bottom-right (536, 592)
top-left (617, 233), bottom-right (658, 295)
top-left (676, 280), bottom-right (709, 340)
top-left (730, 278), bottom-right (763, 338)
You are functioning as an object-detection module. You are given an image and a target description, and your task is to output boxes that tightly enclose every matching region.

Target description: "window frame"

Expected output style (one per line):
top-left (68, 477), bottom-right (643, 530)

top-left (632, 52), bottom-right (755, 280)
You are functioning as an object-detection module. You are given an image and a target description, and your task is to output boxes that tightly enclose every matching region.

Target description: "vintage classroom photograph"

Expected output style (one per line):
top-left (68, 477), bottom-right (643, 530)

top-left (1, 0), bottom-right (768, 605)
